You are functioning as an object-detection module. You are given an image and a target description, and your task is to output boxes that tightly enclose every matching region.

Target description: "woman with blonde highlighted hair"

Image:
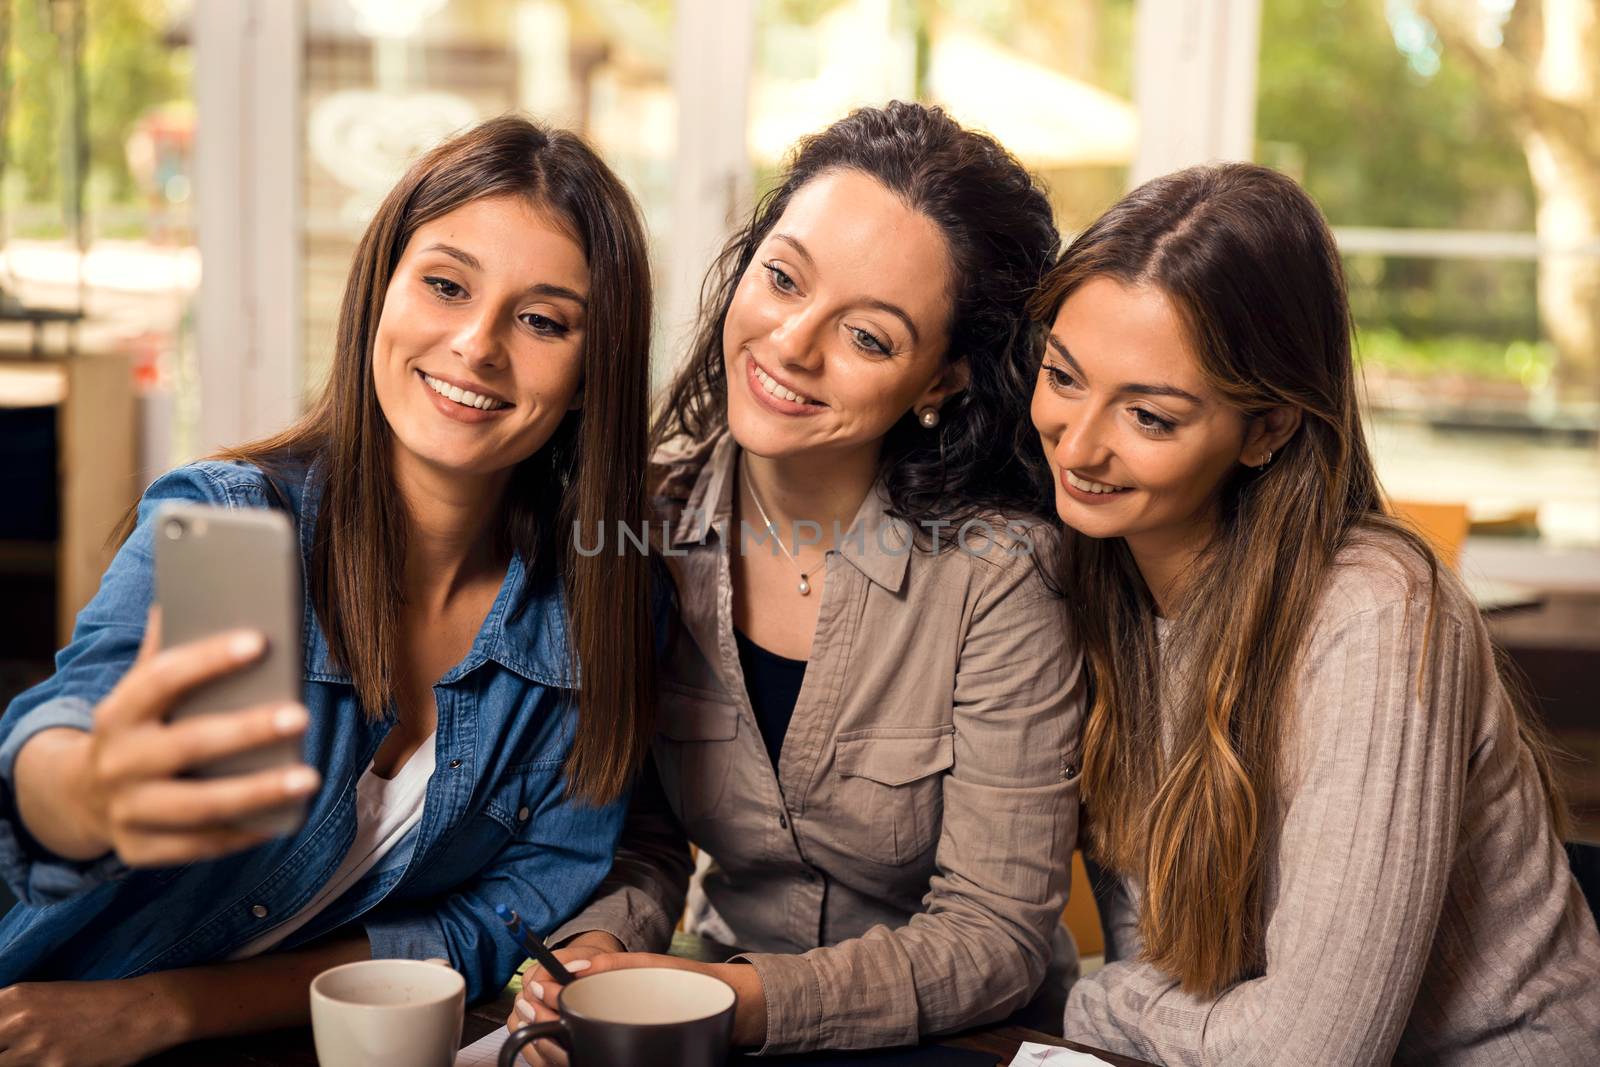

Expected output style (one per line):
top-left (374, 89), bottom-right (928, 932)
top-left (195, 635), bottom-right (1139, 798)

top-left (1031, 162), bottom-right (1600, 1065)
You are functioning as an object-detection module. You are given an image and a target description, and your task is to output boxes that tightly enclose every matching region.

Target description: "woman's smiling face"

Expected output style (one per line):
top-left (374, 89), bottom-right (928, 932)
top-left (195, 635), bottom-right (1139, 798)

top-left (721, 169), bottom-right (968, 462)
top-left (1030, 276), bottom-right (1255, 550)
top-left (372, 193), bottom-right (589, 480)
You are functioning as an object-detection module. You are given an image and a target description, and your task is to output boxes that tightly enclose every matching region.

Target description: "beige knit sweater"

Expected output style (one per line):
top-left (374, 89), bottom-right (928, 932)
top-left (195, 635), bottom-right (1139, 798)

top-left (1064, 532), bottom-right (1600, 1065)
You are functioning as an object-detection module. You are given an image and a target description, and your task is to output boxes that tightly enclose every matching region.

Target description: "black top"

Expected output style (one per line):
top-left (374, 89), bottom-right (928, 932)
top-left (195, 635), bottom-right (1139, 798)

top-left (734, 628), bottom-right (808, 770)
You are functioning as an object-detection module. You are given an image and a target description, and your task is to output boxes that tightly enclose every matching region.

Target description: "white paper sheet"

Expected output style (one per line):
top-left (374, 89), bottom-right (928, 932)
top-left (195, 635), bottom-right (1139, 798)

top-left (454, 1027), bottom-right (506, 1067)
top-left (1007, 1040), bottom-right (1118, 1066)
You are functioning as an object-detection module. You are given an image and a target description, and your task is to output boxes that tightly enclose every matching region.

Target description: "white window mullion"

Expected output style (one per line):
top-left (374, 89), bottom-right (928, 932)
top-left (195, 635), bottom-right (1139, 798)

top-left (660, 0), bottom-right (756, 387)
top-left (1131, 0), bottom-right (1262, 187)
top-left (192, 0), bottom-right (304, 456)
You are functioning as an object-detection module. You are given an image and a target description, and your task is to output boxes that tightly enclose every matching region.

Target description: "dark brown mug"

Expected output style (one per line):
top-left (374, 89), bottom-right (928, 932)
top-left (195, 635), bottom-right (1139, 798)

top-left (499, 968), bottom-right (735, 1067)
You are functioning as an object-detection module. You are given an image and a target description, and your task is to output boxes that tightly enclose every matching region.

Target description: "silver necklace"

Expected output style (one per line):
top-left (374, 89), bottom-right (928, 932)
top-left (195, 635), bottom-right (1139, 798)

top-left (741, 460), bottom-right (814, 596)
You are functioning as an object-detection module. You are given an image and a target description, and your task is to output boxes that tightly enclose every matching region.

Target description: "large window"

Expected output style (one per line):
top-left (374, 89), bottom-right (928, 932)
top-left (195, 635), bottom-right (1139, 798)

top-left (190, 0), bottom-right (1600, 552)
top-left (301, 0), bottom-right (677, 392)
top-left (748, 0), bottom-right (1137, 231)
top-left (0, 0), bottom-right (196, 474)
top-left (1257, 0), bottom-right (1600, 547)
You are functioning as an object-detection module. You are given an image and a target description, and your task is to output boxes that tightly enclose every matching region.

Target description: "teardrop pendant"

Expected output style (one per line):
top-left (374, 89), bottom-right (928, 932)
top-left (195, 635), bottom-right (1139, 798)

top-left (797, 575), bottom-right (811, 596)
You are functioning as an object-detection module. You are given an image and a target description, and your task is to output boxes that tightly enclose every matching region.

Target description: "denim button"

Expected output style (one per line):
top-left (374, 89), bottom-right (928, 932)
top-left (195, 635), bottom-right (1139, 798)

top-left (251, 904), bottom-right (269, 919)
top-left (517, 806), bottom-right (530, 821)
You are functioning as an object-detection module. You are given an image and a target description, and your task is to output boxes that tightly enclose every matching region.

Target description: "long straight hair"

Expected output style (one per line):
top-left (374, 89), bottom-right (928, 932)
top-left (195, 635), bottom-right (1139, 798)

top-left (223, 116), bottom-right (655, 805)
top-left (1032, 163), bottom-right (1568, 995)
top-left (654, 102), bottom-right (1059, 527)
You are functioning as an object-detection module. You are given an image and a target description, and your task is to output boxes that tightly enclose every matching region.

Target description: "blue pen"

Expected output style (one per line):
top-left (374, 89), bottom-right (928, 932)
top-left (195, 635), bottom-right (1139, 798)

top-left (496, 903), bottom-right (579, 984)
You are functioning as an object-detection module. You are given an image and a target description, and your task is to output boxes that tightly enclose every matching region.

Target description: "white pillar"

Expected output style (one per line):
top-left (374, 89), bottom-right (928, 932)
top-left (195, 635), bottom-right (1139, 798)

top-left (1131, 0), bottom-right (1262, 186)
top-left (662, 0), bottom-right (756, 386)
top-left (192, 0), bottom-right (304, 455)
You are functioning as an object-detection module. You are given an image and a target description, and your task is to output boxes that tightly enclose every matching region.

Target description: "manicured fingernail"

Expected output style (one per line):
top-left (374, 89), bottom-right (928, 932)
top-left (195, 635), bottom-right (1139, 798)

top-left (565, 960), bottom-right (591, 973)
top-left (516, 998), bottom-right (538, 1022)
top-left (527, 982), bottom-right (544, 1004)
top-left (273, 705), bottom-right (308, 735)
top-left (283, 767), bottom-right (319, 794)
top-left (231, 631), bottom-right (266, 658)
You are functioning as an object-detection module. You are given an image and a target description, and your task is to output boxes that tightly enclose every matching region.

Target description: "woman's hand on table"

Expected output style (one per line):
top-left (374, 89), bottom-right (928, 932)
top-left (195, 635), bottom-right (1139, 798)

top-left (508, 941), bottom-right (768, 1063)
top-left (504, 932), bottom-right (615, 1066)
top-left (0, 977), bottom-right (187, 1067)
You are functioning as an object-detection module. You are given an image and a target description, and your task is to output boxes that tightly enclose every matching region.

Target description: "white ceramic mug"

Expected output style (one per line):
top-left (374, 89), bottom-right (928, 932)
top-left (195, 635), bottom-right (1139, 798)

top-left (310, 958), bottom-right (466, 1067)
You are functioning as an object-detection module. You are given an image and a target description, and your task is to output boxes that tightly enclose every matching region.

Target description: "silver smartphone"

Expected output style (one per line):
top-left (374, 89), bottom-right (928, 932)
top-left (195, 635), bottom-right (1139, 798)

top-left (153, 501), bottom-right (306, 836)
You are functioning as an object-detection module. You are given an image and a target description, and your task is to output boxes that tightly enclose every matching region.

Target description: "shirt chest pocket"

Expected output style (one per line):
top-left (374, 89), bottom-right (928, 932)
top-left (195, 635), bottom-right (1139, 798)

top-left (397, 761), bottom-right (552, 899)
top-left (431, 762), bottom-right (547, 872)
top-left (825, 726), bottom-right (954, 866)
top-left (654, 683), bottom-right (741, 828)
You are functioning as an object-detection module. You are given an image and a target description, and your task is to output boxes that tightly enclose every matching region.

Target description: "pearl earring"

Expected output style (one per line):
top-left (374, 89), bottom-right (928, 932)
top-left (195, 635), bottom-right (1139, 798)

top-left (919, 408), bottom-right (940, 429)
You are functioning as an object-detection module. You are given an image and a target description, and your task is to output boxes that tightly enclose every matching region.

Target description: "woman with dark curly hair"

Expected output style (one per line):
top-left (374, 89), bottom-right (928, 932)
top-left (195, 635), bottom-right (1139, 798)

top-left (507, 102), bottom-right (1087, 1060)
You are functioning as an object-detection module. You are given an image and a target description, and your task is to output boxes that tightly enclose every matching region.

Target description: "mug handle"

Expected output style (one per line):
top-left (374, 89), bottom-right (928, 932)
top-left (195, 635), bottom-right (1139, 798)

top-left (499, 1022), bottom-right (568, 1067)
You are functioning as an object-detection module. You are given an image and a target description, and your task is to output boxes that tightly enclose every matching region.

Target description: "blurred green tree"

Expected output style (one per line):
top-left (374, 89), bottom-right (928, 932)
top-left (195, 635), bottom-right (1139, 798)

top-left (1417, 0), bottom-right (1600, 397)
top-left (1259, 0), bottom-right (1598, 399)
top-left (4, 0), bottom-right (184, 213)
top-left (1259, 0), bottom-right (1532, 229)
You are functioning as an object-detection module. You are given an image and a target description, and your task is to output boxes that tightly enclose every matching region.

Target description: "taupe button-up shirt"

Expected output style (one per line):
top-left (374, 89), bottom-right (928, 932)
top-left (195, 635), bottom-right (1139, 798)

top-left (551, 432), bottom-right (1085, 1053)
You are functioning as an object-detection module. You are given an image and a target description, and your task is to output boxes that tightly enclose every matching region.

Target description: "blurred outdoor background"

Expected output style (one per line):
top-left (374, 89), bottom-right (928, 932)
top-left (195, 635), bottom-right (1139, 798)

top-left (0, 0), bottom-right (1594, 831)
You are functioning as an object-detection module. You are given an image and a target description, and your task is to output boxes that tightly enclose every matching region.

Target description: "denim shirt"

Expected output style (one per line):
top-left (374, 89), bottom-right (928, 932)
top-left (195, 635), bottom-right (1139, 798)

top-left (0, 460), bottom-right (630, 1002)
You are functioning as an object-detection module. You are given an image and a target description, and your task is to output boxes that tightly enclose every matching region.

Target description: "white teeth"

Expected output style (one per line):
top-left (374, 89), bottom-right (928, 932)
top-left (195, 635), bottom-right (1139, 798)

top-left (423, 373), bottom-right (508, 411)
top-left (753, 362), bottom-right (819, 406)
top-left (1066, 470), bottom-right (1129, 495)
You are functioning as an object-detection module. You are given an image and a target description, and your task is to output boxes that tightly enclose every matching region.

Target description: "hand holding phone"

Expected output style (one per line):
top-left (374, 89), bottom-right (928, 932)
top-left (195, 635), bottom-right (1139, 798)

top-left (19, 503), bottom-right (319, 868)
top-left (49, 611), bottom-right (322, 866)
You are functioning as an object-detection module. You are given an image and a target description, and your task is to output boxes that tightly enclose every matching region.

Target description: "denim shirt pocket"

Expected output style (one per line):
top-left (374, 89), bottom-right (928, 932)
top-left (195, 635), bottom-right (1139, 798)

top-left (655, 682), bottom-right (740, 828)
top-left (827, 725), bottom-right (955, 865)
top-left (432, 759), bottom-right (557, 876)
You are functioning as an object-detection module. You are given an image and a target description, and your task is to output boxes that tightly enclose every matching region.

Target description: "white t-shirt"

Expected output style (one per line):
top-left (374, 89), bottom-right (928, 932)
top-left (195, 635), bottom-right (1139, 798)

top-left (230, 733), bottom-right (437, 959)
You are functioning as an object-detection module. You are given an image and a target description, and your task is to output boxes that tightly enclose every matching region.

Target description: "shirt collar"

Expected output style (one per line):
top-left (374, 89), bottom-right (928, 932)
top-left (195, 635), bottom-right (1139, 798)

top-left (662, 429), bottom-right (912, 594)
top-left (296, 464), bottom-right (578, 691)
top-left (667, 432), bottom-right (737, 547)
top-left (835, 480), bottom-right (913, 594)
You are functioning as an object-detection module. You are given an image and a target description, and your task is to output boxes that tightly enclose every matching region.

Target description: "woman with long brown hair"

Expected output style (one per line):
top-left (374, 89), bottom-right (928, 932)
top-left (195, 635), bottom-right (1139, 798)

top-left (1031, 162), bottom-right (1600, 1064)
top-left (510, 102), bottom-right (1085, 1060)
top-left (0, 115), bottom-right (658, 1065)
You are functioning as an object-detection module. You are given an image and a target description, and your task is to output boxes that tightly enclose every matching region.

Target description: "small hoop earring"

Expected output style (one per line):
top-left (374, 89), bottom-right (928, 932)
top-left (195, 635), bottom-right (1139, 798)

top-left (919, 408), bottom-right (940, 429)
top-left (1257, 449), bottom-right (1274, 469)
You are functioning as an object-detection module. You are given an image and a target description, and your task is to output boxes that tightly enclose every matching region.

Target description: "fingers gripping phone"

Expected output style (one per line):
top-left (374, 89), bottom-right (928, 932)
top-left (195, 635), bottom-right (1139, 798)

top-left (154, 502), bottom-right (306, 836)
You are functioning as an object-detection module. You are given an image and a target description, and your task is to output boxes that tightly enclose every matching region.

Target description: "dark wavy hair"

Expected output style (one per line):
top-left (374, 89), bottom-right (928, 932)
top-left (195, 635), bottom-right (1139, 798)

top-left (653, 101), bottom-right (1060, 527)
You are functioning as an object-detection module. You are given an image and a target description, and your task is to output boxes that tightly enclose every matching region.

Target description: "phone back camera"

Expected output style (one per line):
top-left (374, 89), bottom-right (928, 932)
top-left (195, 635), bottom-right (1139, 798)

top-left (163, 517), bottom-right (186, 540)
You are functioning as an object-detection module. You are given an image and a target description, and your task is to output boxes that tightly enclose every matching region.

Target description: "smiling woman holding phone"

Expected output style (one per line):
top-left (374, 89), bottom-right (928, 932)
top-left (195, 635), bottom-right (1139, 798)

top-left (0, 116), bottom-right (658, 1066)
top-left (1031, 163), bottom-right (1600, 1064)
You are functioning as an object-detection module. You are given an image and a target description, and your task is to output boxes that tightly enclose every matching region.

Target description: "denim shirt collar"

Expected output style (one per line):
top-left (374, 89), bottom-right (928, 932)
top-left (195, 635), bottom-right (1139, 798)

top-left (291, 464), bottom-right (578, 691)
top-left (663, 430), bottom-right (912, 594)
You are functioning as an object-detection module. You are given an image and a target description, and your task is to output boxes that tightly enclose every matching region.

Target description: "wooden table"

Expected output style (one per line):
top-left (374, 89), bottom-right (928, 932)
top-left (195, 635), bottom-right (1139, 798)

top-left (145, 989), bottom-right (1153, 1067)
top-left (143, 934), bottom-right (1157, 1067)
top-left (0, 303), bottom-right (84, 358)
top-left (465, 990), bottom-right (1157, 1067)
